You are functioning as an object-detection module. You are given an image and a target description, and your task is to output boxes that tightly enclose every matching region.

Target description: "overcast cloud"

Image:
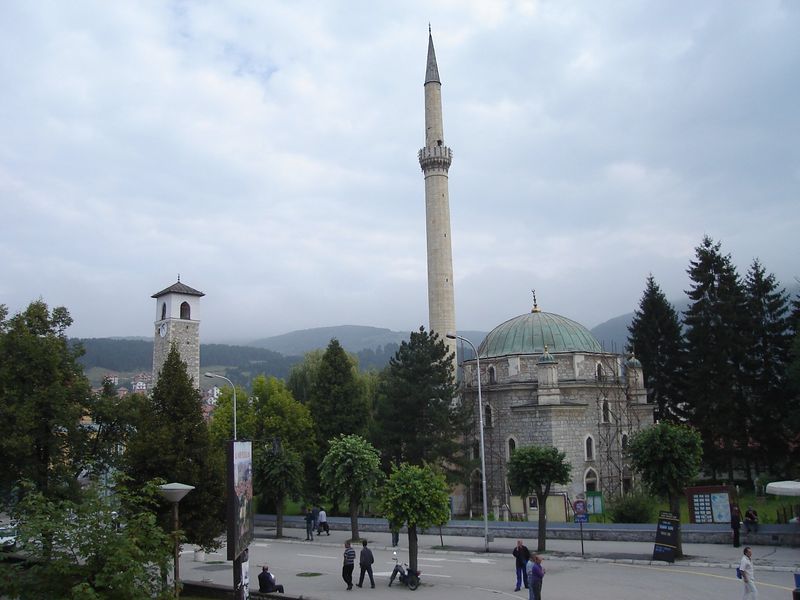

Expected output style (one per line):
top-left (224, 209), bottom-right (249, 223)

top-left (1, 1), bottom-right (798, 343)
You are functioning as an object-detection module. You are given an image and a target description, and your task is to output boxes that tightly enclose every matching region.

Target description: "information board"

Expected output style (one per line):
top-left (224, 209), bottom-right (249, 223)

top-left (586, 491), bottom-right (604, 515)
top-left (685, 486), bottom-right (734, 524)
top-left (652, 511), bottom-right (680, 563)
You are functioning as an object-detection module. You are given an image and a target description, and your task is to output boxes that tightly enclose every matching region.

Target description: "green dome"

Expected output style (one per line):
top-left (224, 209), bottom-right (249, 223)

top-left (478, 311), bottom-right (602, 358)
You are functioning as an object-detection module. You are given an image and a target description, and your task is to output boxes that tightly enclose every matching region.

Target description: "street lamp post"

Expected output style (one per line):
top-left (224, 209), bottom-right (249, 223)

top-left (158, 482), bottom-right (195, 598)
top-left (204, 372), bottom-right (237, 440)
top-left (446, 332), bottom-right (490, 552)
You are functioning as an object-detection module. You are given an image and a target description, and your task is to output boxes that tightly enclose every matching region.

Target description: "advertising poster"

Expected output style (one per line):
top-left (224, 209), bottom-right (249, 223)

top-left (227, 440), bottom-right (254, 561)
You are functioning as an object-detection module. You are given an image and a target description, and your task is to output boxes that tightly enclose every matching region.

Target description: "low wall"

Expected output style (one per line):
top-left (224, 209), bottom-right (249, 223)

top-left (256, 515), bottom-right (800, 547)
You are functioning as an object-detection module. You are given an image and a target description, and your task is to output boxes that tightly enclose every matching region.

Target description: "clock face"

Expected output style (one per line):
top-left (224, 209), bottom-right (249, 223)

top-left (159, 323), bottom-right (167, 337)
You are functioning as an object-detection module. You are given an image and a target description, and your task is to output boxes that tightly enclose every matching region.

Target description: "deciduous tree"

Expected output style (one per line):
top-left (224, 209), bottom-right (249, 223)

top-left (319, 434), bottom-right (383, 540)
top-left (507, 445), bottom-right (571, 552)
top-left (378, 463), bottom-right (450, 573)
top-left (254, 443), bottom-right (304, 537)
top-left (627, 422), bottom-right (702, 557)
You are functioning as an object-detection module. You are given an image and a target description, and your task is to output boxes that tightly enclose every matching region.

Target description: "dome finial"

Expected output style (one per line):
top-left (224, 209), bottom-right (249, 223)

top-left (531, 289), bottom-right (541, 313)
top-left (177, 273), bottom-right (181, 282)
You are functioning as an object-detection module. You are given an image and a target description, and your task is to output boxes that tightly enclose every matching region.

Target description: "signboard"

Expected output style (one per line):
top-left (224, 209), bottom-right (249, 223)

top-left (227, 440), bottom-right (254, 561)
top-left (586, 491), bottom-right (604, 515)
top-left (573, 499), bottom-right (586, 515)
top-left (685, 486), bottom-right (734, 524)
top-left (574, 513), bottom-right (589, 523)
top-left (652, 511), bottom-right (680, 563)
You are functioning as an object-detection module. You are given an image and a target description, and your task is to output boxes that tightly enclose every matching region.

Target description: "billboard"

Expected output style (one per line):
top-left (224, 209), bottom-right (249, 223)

top-left (227, 440), bottom-right (254, 560)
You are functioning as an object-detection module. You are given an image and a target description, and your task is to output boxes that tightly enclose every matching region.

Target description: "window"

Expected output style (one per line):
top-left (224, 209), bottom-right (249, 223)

top-left (180, 301), bottom-right (191, 319)
top-left (621, 433), bottom-right (629, 451)
top-left (596, 363), bottom-right (604, 381)
top-left (507, 437), bottom-right (517, 459)
top-left (487, 365), bottom-right (497, 385)
top-left (584, 468), bottom-right (598, 492)
top-left (601, 400), bottom-right (611, 423)
top-left (585, 435), bottom-right (594, 461)
top-left (161, 302), bottom-right (166, 320)
top-left (483, 403), bottom-right (493, 428)
top-left (472, 442), bottom-right (480, 461)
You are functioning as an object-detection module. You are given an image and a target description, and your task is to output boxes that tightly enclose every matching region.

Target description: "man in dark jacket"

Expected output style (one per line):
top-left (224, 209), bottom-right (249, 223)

top-left (513, 539), bottom-right (531, 591)
top-left (357, 539), bottom-right (375, 588)
top-left (258, 565), bottom-right (284, 594)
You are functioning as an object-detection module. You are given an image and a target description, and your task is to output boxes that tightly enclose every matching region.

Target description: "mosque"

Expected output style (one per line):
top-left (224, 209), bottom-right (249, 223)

top-left (419, 31), bottom-right (654, 518)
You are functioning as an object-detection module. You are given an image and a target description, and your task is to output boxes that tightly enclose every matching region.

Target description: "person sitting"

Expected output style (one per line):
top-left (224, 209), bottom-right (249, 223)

top-left (744, 506), bottom-right (759, 534)
top-left (258, 565), bottom-right (284, 594)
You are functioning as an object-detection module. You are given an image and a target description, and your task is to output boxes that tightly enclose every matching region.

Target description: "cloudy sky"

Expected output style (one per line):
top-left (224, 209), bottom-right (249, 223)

top-left (1, 1), bottom-right (798, 343)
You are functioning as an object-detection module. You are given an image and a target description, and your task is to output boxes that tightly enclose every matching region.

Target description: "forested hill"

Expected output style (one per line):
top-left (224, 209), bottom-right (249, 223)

top-left (71, 338), bottom-right (300, 380)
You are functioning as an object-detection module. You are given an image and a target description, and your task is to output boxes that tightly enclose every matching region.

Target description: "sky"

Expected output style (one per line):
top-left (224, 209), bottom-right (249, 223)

top-left (1, 1), bottom-right (798, 344)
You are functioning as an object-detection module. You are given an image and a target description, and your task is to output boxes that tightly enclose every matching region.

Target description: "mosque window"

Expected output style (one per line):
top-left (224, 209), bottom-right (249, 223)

top-left (507, 437), bottom-right (517, 459)
top-left (484, 404), bottom-right (493, 428)
top-left (585, 435), bottom-right (594, 461)
top-left (180, 302), bottom-right (191, 320)
top-left (472, 442), bottom-right (480, 461)
top-left (601, 399), bottom-right (611, 424)
top-left (161, 302), bottom-right (167, 320)
top-left (488, 365), bottom-right (497, 384)
top-left (584, 469), bottom-right (598, 492)
top-left (596, 363), bottom-right (605, 381)
top-left (621, 433), bottom-right (629, 451)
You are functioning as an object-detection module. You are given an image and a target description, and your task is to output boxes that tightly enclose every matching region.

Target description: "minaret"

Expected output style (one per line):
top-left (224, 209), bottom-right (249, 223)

top-left (418, 27), bottom-right (457, 366)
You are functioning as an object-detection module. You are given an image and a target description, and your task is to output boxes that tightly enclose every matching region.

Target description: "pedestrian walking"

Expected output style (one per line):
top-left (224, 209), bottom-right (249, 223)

top-left (739, 546), bottom-right (758, 599)
top-left (304, 507), bottom-right (314, 541)
top-left (526, 554), bottom-right (545, 600)
top-left (342, 541), bottom-right (356, 590)
top-left (731, 504), bottom-right (741, 548)
top-left (512, 539), bottom-right (531, 591)
top-left (318, 507), bottom-right (329, 535)
top-left (357, 539), bottom-right (376, 588)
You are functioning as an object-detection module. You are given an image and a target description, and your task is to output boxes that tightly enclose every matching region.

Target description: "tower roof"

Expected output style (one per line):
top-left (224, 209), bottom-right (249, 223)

top-left (425, 28), bottom-right (440, 84)
top-left (152, 280), bottom-right (205, 298)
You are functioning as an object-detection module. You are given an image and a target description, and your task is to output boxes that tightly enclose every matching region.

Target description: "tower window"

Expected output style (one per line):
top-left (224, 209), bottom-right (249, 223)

top-left (488, 365), bottom-right (497, 385)
top-left (585, 435), bottom-right (594, 461)
top-left (161, 302), bottom-right (166, 320)
top-left (180, 302), bottom-right (191, 319)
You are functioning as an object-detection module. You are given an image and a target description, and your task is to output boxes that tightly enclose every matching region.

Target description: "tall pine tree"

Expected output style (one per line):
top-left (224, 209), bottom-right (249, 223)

top-left (374, 327), bottom-right (461, 474)
top-left (743, 260), bottom-right (793, 472)
top-left (683, 237), bottom-right (748, 479)
top-left (627, 274), bottom-right (685, 422)
top-left (124, 344), bottom-right (225, 550)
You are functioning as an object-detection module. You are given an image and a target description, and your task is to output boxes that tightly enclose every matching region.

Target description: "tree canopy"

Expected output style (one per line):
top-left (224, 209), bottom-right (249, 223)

top-left (319, 434), bottom-right (383, 540)
top-left (378, 463), bottom-right (450, 572)
top-left (507, 445), bottom-right (571, 552)
top-left (0, 301), bottom-right (91, 501)
top-left (627, 422), bottom-right (702, 556)
top-left (254, 443), bottom-right (304, 537)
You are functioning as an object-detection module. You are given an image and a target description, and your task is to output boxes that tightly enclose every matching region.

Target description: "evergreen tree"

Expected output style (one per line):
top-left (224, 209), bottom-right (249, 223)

top-left (683, 237), bottom-right (748, 478)
top-left (124, 344), bottom-right (225, 550)
top-left (308, 339), bottom-right (369, 452)
top-left (627, 275), bottom-right (686, 422)
top-left (742, 260), bottom-right (793, 472)
top-left (0, 301), bottom-right (91, 501)
top-left (374, 327), bottom-right (460, 472)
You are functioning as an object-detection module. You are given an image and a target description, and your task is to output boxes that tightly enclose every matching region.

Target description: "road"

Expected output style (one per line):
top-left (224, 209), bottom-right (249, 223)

top-left (181, 536), bottom-right (797, 600)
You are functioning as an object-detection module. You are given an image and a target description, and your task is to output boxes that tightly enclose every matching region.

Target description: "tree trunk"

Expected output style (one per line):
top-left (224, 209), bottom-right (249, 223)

top-left (536, 494), bottom-right (547, 552)
top-left (669, 492), bottom-right (683, 558)
top-left (276, 498), bottom-right (284, 538)
top-left (349, 498), bottom-right (359, 540)
top-left (408, 524), bottom-right (418, 573)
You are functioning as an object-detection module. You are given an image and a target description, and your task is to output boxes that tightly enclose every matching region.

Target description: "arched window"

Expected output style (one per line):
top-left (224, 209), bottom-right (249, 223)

top-left (161, 302), bottom-right (167, 320)
top-left (180, 301), bottom-right (191, 319)
top-left (585, 435), bottom-right (594, 461)
top-left (488, 365), bottom-right (497, 385)
top-left (621, 433), bottom-right (629, 451)
top-left (472, 442), bottom-right (480, 461)
top-left (596, 363), bottom-right (604, 381)
top-left (602, 400), bottom-right (611, 423)
top-left (584, 468), bottom-right (598, 492)
top-left (483, 403), bottom-right (493, 428)
top-left (507, 437), bottom-right (517, 459)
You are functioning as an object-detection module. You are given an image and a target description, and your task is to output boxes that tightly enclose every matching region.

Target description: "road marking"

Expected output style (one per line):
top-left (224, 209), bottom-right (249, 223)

top-left (297, 553), bottom-right (337, 560)
top-left (418, 556), bottom-right (496, 565)
top-left (611, 563), bottom-right (793, 591)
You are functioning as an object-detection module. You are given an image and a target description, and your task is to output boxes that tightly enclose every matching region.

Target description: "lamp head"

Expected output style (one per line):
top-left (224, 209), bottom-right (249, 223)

top-left (445, 332), bottom-right (457, 340)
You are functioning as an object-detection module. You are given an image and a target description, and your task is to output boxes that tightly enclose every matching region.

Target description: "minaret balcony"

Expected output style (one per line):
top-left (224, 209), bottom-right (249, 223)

top-left (418, 146), bottom-right (453, 172)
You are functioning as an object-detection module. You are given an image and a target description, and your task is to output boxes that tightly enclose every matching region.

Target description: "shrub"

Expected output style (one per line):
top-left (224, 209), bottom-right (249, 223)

top-left (607, 491), bottom-right (657, 523)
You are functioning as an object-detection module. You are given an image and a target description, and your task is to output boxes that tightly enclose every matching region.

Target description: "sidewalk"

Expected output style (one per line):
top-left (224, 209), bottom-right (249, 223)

top-left (244, 523), bottom-right (800, 572)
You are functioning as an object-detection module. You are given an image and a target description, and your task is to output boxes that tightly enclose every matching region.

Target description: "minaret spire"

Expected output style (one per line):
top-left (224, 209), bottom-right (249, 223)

top-left (418, 28), bottom-right (457, 369)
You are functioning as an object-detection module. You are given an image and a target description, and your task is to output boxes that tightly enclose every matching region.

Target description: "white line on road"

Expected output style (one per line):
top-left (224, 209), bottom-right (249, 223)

top-left (297, 553), bottom-right (337, 560)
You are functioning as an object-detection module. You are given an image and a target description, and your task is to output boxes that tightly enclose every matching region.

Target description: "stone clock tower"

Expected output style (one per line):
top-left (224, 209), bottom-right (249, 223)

top-left (152, 278), bottom-right (204, 387)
